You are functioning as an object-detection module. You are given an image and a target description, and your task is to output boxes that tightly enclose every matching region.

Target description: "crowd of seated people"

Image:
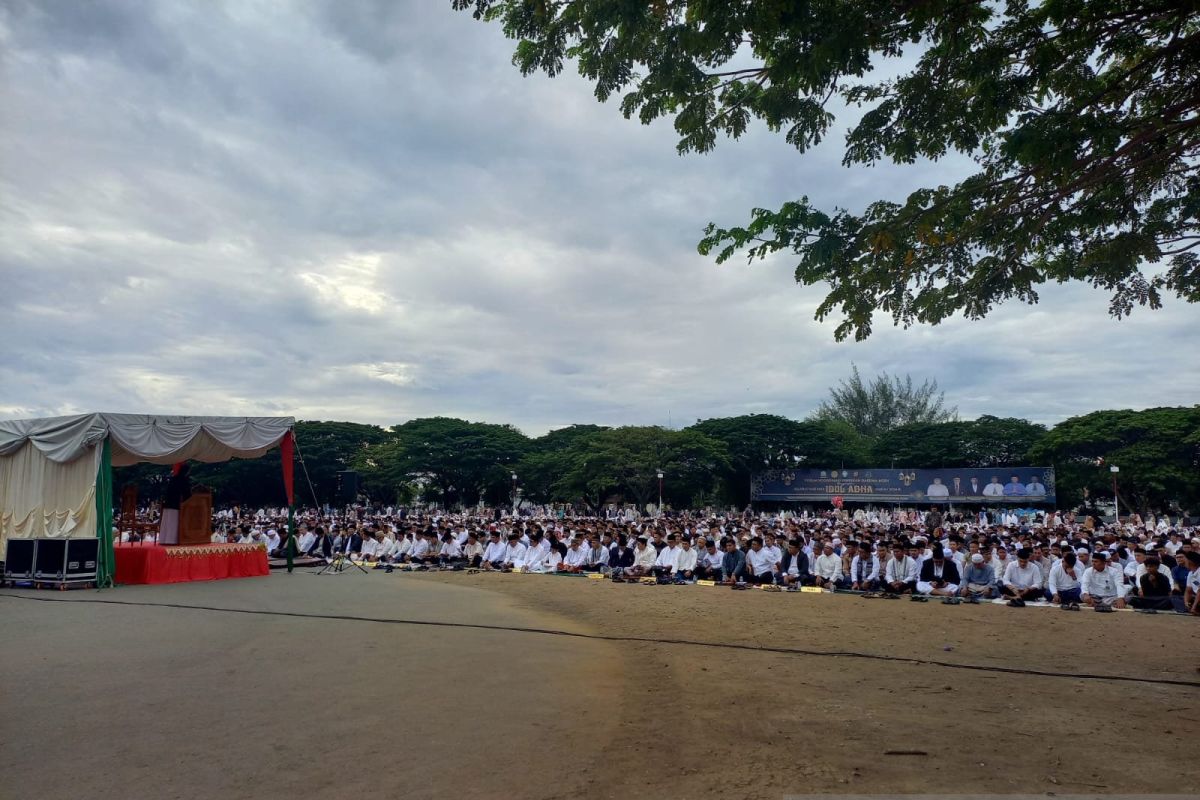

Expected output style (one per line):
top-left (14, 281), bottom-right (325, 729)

top-left (195, 503), bottom-right (1200, 615)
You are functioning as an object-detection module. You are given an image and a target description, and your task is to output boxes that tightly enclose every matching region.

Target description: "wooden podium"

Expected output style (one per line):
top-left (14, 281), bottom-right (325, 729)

top-left (178, 488), bottom-right (213, 546)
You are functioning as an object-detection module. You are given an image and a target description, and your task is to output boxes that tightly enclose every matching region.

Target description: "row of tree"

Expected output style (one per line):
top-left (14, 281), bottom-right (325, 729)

top-left (114, 407), bottom-right (1200, 515)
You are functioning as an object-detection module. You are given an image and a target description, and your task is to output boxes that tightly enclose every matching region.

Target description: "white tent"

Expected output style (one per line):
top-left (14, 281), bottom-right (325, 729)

top-left (0, 413), bottom-right (296, 585)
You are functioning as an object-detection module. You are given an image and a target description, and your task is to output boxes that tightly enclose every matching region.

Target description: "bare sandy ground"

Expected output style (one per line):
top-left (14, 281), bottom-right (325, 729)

top-left (2, 570), bottom-right (1197, 799)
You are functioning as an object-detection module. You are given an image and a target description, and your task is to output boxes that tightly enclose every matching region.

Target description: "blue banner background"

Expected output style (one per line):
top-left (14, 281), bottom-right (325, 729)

top-left (751, 467), bottom-right (1056, 504)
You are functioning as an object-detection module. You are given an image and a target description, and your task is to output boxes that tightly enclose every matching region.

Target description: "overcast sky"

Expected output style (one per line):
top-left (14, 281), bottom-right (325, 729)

top-left (2, 1), bottom-right (1196, 435)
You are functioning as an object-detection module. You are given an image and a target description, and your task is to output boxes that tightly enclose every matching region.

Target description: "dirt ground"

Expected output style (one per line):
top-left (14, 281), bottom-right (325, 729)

top-left (2, 570), bottom-right (1197, 800)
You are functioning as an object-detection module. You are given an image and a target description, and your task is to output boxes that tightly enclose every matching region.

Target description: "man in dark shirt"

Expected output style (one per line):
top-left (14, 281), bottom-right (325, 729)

top-left (1131, 556), bottom-right (1175, 611)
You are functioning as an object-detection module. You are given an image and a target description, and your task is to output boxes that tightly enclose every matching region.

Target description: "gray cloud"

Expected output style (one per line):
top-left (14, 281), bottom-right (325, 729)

top-left (2, 1), bottom-right (1196, 434)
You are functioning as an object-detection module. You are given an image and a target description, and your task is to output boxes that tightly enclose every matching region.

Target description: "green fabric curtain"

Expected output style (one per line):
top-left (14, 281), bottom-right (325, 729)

top-left (94, 437), bottom-right (115, 588)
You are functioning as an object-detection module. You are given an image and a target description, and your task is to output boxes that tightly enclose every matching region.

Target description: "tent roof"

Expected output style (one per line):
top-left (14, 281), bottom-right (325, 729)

top-left (0, 413), bottom-right (295, 466)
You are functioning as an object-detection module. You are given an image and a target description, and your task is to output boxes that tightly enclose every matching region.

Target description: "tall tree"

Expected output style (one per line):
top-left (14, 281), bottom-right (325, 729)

top-left (516, 424), bottom-right (610, 505)
top-left (555, 426), bottom-right (730, 511)
top-left (814, 366), bottom-right (956, 438)
top-left (290, 421), bottom-right (392, 504)
top-left (689, 414), bottom-right (869, 504)
top-left (872, 421), bottom-right (973, 469)
top-left (361, 417), bottom-right (530, 507)
top-left (1030, 406), bottom-right (1200, 512)
top-left (962, 415), bottom-right (1048, 467)
top-left (454, 1), bottom-right (1200, 340)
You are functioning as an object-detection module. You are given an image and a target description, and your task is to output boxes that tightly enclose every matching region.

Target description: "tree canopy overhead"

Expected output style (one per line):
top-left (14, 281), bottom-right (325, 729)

top-left (453, 0), bottom-right (1200, 340)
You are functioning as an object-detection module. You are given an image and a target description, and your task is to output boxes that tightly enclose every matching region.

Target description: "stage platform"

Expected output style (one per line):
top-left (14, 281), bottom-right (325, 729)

top-left (114, 542), bottom-right (270, 585)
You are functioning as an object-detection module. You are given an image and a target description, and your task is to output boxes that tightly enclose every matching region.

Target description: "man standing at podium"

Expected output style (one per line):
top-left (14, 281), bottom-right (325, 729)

top-left (160, 462), bottom-right (191, 545)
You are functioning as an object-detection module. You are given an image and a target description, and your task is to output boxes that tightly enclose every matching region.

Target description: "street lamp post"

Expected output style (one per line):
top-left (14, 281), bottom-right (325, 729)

top-left (1110, 465), bottom-right (1120, 524)
top-left (511, 472), bottom-right (518, 514)
top-left (656, 470), bottom-right (664, 516)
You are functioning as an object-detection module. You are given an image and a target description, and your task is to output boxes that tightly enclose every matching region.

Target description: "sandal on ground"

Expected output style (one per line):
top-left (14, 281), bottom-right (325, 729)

top-left (1094, 604), bottom-right (1114, 613)
top-left (861, 592), bottom-right (881, 599)
top-left (942, 597), bottom-right (962, 605)
top-left (910, 595), bottom-right (929, 602)
top-left (1007, 598), bottom-right (1025, 608)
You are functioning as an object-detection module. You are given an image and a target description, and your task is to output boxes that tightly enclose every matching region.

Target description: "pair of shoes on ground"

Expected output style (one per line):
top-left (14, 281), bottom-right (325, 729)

top-left (1060, 601), bottom-right (1080, 611)
top-left (1007, 598), bottom-right (1026, 608)
top-left (942, 597), bottom-right (962, 605)
top-left (761, 584), bottom-right (782, 592)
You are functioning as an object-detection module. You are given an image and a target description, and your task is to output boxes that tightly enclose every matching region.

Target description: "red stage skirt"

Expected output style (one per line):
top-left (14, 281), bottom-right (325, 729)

top-left (114, 543), bottom-right (270, 585)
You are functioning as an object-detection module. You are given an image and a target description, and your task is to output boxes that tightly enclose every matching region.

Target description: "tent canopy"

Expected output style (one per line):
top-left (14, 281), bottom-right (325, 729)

top-left (0, 414), bottom-right (296, 585)
top-left (0, 413), bottom-right (296, 466)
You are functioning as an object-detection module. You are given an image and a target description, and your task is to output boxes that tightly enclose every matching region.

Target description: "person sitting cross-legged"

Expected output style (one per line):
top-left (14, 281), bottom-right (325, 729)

top-left (884, 542), bottom-right (918, 594)
top-left (1047, 551), bottom-right (1083, 607)
top-left (556, 537), bottom-right (588, 573)
top-left (719, 538), bottom-right (746, 585)
top-left (673, 538), bottom-right (698, 583)
top-left (693, 539), bottom-right (725, 581)
top-left (743, 537), bottom-right (776, 585)
top-left (847, 546), bottom-right (879, 592)
top-left (1081, 551), bottom-right (1128, 609)
top-left (917, 547), bottom-right (960, 597)
top-left (1002, 548), bottom-right (1045, 602)
top-left (959, 553), bottom-right (996, 600)
top-left (776, 539), bottom-right (810, 587)
top-left (1130, 556), bottom-right (1175, 611)
top-left (812, 543), bottom-right (843, 590)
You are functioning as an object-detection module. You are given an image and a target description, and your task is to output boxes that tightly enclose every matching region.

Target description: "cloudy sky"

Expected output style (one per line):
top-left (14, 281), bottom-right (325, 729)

top-left (2, 1), bottom-right (1196, 435)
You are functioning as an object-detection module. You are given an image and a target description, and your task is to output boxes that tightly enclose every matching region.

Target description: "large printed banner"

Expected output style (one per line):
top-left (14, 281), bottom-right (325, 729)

top-left (751, 467), bottom-right (1056, 504)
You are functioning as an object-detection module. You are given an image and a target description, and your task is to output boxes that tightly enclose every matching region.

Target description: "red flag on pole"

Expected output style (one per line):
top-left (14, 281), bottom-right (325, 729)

top-left (280, 430), bottom-right (295, 506)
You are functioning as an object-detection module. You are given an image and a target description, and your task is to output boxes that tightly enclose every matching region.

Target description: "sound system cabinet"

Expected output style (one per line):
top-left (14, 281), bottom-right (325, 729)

top-left (3, 538), bottom-right (98, 588)
top-left (3, 539), bottom-right (36, 581)
top-left (336, 470), bottom-right (360, 504)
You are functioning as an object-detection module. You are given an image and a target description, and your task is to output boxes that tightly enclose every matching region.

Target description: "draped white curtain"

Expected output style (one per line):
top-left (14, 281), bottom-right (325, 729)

top-left (0, 440), bottom-right (100, 552)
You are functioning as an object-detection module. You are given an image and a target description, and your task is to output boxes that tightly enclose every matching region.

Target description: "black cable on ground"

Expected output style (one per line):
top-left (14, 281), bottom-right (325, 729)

top-left (2, 592), bottom-right (1197, 689)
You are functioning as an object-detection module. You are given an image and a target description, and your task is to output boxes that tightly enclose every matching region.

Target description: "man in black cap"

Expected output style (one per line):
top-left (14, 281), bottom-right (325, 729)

top-left (917, 547), bottom-right (960, 597)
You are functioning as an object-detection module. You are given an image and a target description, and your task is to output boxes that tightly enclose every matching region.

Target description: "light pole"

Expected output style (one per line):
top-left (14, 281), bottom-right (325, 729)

top-left (511, 472), bottom-right (518, 514)
top-left (656, 470), bottom-right (664, 516)
top-left (1109, 465), bottom-right (1120, 523)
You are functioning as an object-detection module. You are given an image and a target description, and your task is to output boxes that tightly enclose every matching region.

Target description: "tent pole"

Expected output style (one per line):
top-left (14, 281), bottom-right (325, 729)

top-left (94, 437), bottom-right (115, 588)
top-left (281, 429), bottom-right (296, 573)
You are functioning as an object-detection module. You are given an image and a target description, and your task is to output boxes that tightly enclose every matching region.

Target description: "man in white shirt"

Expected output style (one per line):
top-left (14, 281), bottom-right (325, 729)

top-left (744, 538), bottom-right (776, 585)
top-left (652, 534), bottom-right (682, 579)
top-left (296, 525), bottom-right (317, 555)
top-left (403, 534), bottom-right (432, 564)
top-left (884, 543), bottom-right (917, 594)
top-left (462, 532), bottom-right (485, 568)
top-left (521, 533), bottom-right (550, 572)
top-left (672, 538), bottom-right (698, 583)
top-left (812, 543), bottom-right (842, 589)
top-left (630, 537), bottom-right (657, 577)
top-left (848, 547), bottom-right (880, 591)
top-left (926, 478), bottom-right (950, 498)
top-left (982, 477), bottom-right (1005, 497)
top-left (561, 538), bottom-right (591, 573)
top-left (436, 533), bottom-right (463, 566)
top-left (359, 531), bottom-right (383, 562)
top-left (1080, 552), bottom-right (1128, 609)
top-left (501, 533), bottom-right (527, 570)
top-left (1002, 549), bottom-right (1044, 602)
top-left (1047, 551), bottom-right (1083, 606)
top-left (694, 540), bottom-right (725, 581)
top-left (481, 532), bottom-right (507, 570)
